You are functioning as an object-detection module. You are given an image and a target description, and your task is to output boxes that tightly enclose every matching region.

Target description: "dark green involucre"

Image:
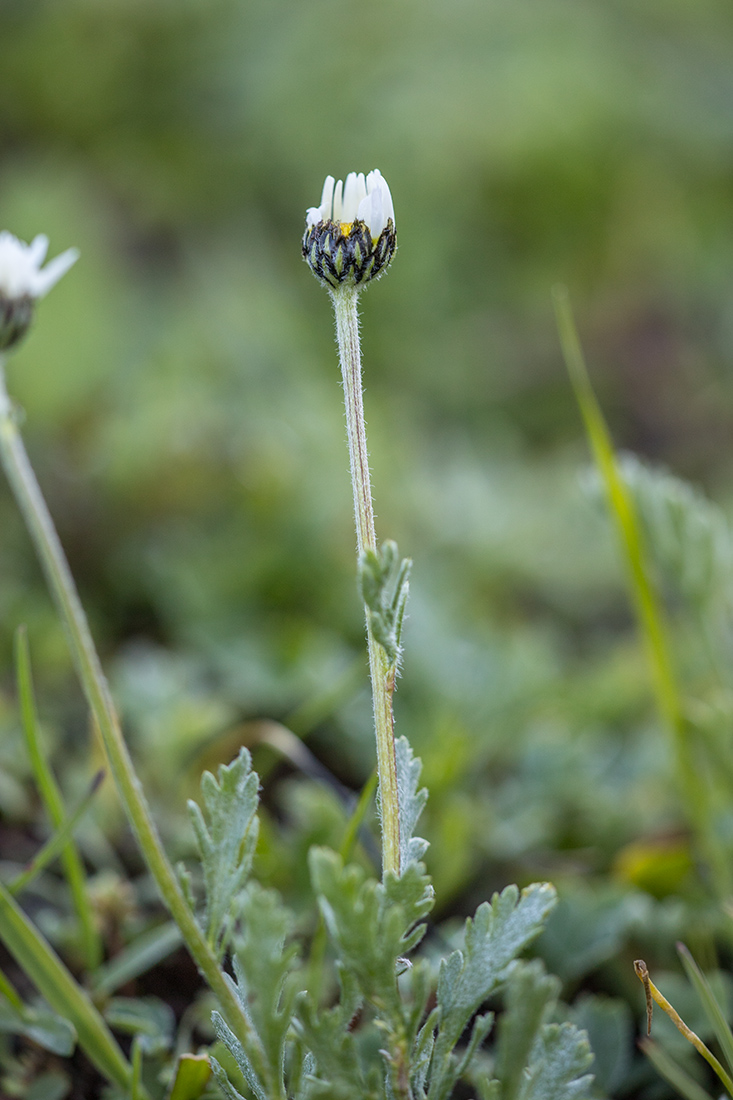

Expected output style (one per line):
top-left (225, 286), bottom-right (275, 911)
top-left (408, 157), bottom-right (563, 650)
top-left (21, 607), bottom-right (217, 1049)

top-left (302, 218), bottom-right (396, 289)
top-left (0, 295), bottom-right (34, 351)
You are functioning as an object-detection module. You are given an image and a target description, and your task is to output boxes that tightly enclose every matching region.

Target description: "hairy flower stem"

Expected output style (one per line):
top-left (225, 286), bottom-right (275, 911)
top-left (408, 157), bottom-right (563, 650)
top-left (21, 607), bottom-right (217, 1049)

top-left (0, 361), bottom-right (273, 1092)
top-left (331, 285), bottom-right (400, 878)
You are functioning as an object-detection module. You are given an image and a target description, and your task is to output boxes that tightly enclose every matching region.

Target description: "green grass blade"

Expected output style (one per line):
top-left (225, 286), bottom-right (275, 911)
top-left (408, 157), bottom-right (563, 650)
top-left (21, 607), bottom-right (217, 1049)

top-left (339, 769), bottom-right (378, 864)
top-left (91, 921), bottom-right (183, 997)
top-left (9, 770), bottom-right (104, 898)
top-left (553, 287), bottom-right (729, 896)
top-left (553, 287), bottom-right (684, 736)
top-left (15, 626), bottom-right (103, 969)
top-left (0, 880), bottom-right (133, 1092)
top-left (641, 1039), bottom-right (717, 1100)
top-left (678, 943), bottom-right (733, 1077)
top-left (0, 964), bottom-right (23, 1011)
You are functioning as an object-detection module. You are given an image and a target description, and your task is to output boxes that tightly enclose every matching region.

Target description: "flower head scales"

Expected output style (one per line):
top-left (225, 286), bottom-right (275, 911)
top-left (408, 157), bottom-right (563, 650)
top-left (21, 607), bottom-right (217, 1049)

top-left (303, 170), bottom-right (396, 289)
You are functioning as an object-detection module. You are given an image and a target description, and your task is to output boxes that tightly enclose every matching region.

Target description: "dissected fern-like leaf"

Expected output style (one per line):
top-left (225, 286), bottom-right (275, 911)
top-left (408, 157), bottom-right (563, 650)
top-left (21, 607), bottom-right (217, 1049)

top-left (187, 748), bottom-right (259, 952)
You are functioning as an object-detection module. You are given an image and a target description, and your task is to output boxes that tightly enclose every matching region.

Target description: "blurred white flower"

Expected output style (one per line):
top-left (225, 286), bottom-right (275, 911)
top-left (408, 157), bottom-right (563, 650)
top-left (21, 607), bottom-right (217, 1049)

top-left (306, 170), bottom-right (395, 240)
top-left (303, 170), bottom-right (396, 289)
top-left (0, 232), bottom-right (79, 301)
top-left (0, 232), bottom-right (79, 351)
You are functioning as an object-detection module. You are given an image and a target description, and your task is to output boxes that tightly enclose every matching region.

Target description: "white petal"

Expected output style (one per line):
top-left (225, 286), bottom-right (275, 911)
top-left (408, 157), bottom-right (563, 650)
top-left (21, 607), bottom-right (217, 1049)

top-left (306, 206), bottom-right (323, 228)
top-left (357, 189), bottom-right (379, 236)
top-left (0, 231), bottom-right (78, 299)
top-left (332, 178), bottom-right (343, 223)
top-left (342, 172), bottom-right (366, 223)
top-left (367, 170), bottom-right (394, 229)
top-left (32, 247), bottom-right (80, 298)
top-left (29, 235), bottom-right (49, 264)
top-left (320, 175), bottom-right (335, 214)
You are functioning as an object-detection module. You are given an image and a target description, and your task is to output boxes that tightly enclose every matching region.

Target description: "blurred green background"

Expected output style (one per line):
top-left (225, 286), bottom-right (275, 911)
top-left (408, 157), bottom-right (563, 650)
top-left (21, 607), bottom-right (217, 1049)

top-left (2, 1), bottom-right (733, 1086)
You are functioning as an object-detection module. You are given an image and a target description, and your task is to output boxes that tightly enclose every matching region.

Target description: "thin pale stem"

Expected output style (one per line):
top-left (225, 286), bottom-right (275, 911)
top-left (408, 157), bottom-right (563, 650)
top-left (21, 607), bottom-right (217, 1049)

top-left (331, 285), bottom-right (400, 878)
top-left (0, 360), bottom-right (273, 1093)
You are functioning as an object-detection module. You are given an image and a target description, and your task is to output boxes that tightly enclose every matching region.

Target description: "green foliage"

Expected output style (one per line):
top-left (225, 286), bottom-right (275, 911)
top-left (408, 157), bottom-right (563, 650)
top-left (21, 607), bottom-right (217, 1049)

top-left (0, 878), bottom-right (132, 1091)
top-left (188, 748), bottom-right (260, 953)
top-left (359, 540), bottom-right (411, 668)
top-left (295, 987), bottom-right (378, 1100)
top-left (516, 1020), bottom-right (594, 1100)
top-left (206, 794), bottom-right (593, 1100)
top-left (493, 961), bottom-right (560, 1100)
top-left (0, 999), bottom-right (75, 1056)
top-left (678, 944), bottom-right (733, 1076)
top-left (616, 456), bottom-right (732, 613)
top-left (103, 997), bottom-right (175, 1057)
top-left (569, 995), bottom-right (633, 1097)
top-left (210, 885), bottom-right (300, 1100)
top-left (427, 884), bottom-right (557, 1100)
top-left (15, 627), bottom-right (101, 968)
top-left (395, 735), bottom-right (429, 872)
top-left (641, 1040), bottom-right (715, 1100)
top-left (310, 848), bottom-right (433, 1011)
top-left (91, 922), bottom-right (183, 998)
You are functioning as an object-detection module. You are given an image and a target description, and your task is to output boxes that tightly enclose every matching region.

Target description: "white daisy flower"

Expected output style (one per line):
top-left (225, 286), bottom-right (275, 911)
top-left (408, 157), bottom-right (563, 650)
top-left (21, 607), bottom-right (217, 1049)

top-left (0, 232), bottom-right (79, 351)
top-left (303, 170), bottom-right (396, 289)
top-left (0, 233), bottom-right (79, 301)
top-left (306, 170), bottom-right (395, 239)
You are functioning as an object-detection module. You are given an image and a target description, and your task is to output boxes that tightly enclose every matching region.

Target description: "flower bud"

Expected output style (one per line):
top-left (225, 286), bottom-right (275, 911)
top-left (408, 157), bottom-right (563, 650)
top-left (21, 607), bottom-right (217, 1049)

top-left (0, 232), bottom-right (79, 351)
top-left (303, 170), bottom-right (396, 289)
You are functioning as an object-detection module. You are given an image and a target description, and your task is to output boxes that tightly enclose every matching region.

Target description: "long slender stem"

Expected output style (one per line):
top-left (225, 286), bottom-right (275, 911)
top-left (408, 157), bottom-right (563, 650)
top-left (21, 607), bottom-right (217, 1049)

top-left (0, 361), bottom-right (271, 1089)
top-left (331, 285), bottom-right (400, 878)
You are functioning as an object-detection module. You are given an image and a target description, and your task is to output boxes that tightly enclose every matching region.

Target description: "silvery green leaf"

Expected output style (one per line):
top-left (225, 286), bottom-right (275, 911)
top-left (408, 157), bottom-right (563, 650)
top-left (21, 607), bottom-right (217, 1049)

top-left (428, 883), bottom-right (557, 1100)
top-left (295, 994), bottom-right (376, 1100)
top-left (395, 736), bottom-right (428, 872)
top-left (517, 1022), bottom-right (594, 1100)
top-left (0, 1000), bottom-right (76, 1056)
top-left (412, 1006), bottom-right (439, 1099)
top-left (454, 1012), bottom-right (494, 1079)
top-left (209, 1054), bottom-right (249, 1100)
top-left (230, 886), bottom-right (300, 1085)
top-left (494, 961), bottom-right (560, 1100)
top-left (359, 540), bottom-right (411, 667)
top-left (310, 848), bottom-right (433, 1026)
top-left (210, 887), bottom-right (299, 1100)
top-left (187, 748), bottom-right (259, 951)
top-left (211, 1014), bottom-right (268, 1100)
top-left (103, 996), bottom-right (174, 1056)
